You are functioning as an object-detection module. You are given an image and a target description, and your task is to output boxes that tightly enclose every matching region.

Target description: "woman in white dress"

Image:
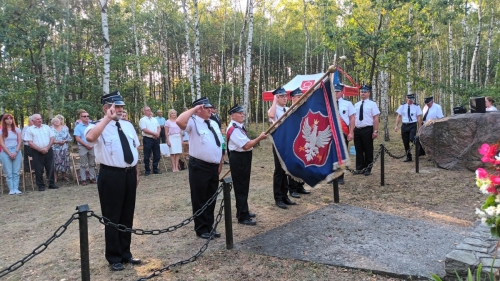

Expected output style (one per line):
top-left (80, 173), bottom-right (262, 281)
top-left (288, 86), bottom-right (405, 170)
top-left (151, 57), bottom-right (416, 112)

top-left (485, 96), bottom-right (498, 112)
top-left (165, 109), bottom-right (183, 172)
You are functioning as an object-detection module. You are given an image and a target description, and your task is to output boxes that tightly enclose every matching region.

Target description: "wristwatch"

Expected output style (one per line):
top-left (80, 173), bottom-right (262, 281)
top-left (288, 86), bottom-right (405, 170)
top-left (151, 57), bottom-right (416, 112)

top-left (373, 130), bottom-right (378, 133)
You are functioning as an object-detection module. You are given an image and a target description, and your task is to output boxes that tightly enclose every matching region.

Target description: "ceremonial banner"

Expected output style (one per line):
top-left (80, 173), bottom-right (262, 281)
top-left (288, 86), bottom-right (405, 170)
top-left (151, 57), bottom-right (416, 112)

top-left (269, 77), bottom-right (349, 187)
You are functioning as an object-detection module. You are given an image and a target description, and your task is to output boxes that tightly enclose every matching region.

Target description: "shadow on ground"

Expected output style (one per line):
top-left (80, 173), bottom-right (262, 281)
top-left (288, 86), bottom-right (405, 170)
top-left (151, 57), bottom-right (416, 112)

top-left (235, 203), bottom-right (472, 280)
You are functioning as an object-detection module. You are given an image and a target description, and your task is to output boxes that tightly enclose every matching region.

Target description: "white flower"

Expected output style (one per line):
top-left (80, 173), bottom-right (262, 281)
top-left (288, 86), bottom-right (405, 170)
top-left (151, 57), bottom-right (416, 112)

top-left (495, 195), bottom-right (500, 203)
top-left (481, 217), bottom-right (488, 225)
top-left (485, 206), bottom-right (496, 216)
top-left (476, 208), bottom-right (487, 218)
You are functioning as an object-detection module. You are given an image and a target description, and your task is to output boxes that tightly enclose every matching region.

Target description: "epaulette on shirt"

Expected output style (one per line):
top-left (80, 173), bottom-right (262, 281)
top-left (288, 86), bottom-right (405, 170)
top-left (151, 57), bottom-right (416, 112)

top-left (90, 120), bottom-right (100, 125)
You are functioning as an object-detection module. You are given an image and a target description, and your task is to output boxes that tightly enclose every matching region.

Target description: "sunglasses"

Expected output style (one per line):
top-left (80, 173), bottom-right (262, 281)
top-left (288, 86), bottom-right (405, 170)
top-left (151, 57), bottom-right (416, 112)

top-left (81, 115), bottom-right (90, 118)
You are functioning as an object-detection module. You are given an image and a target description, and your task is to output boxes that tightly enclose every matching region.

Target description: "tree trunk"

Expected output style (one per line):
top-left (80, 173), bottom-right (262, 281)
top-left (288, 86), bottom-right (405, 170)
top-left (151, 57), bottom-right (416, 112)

top-left (448, 18), bottom-right (454, 115)
top-left (181, 0), bottom-right (196, 102)
top-left (469, 0), bottom-right (482, 84)
top-left (39, 21), bottom-right (53, 119)
top-left (131, 0), bottom-right (146, 107)
top-left (237, 4), bottom-right (249, 102)
top-left (243, 0), bottom-right (254, 128)
top-left (484, 8), bottom-right (493, 86)
top-left (218, 6), bottom-right (227, 113)
top-left (380, 68), bottom-right (389, 141)
top-left (406, 6), bottom-right (413, 96)
top-left (193, 0), bottom-right (201, 99)
top-left (302, 0), bottom-right (309, 74)
top-left (99, 0), bottom-right (110, 96)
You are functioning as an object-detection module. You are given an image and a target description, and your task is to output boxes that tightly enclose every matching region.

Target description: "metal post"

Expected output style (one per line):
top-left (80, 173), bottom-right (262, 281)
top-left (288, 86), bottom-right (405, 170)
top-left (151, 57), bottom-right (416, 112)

top-left (222, 177), bottom-right (234, 249)
top-left (76, 204), bottom-right (90, 281)
top-left (415, 137), bottom-right (420, 173)
top-left (333, 178), bottom-right (339, 203)
top-left (380, 144), bottom-right (385, 186)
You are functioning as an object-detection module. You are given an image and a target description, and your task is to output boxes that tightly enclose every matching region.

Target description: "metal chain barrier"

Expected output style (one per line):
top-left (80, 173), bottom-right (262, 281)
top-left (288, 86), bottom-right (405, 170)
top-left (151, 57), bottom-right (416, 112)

top-left (0, 212), bottom-right (79, 278)
top-left (90, 184), bottom-right (224, 235)
top-left (383, 142), bottom-right (414, 159)
top-left (345, 145), bottom-right (384, 174)
top-left (135, 182), bottom-right (229, 281)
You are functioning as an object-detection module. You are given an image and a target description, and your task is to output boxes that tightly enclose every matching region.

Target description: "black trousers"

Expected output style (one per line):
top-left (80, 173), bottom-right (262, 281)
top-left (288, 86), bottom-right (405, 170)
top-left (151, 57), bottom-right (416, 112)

top-left (272, 147), bottom-right (289, 201)
top-left (288, 176), bottom-right (304, 193)
top-left (159, 127), bottom-right (166, 143)
top-left (143, 137), bottom-right (161, 173)
top-left (97, 165), bottom-right (137, 264)
top-left (339, 134), bottom-right (349, 180)
top-left (354, 126), bottom-right (374, 171)
top-left (31, 148), bottom-right (56, 189)
top-left (188, 157), bottom-right (219, 235)
top-left (23, 144), bottom-right (32, 172)
top-left (229, 151), bottom-right (252, 221)
top-left (401, 123), bottom-right (417, 158)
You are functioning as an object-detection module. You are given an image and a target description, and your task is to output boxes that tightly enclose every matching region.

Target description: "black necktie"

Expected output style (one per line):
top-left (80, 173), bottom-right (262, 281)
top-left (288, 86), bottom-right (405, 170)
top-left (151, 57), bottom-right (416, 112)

top-left (408, 105), bottom-right (413, 122)
top-left (359, 101), bottom-right (364, 121)
top-left (116, 122), bottom-right (134, 164)
top-left (423, 108), bottom-right (429, 122)
top-left (283, 108), bottom-right (286, 112)
top-left (204, 120), bottom-right (221, 147)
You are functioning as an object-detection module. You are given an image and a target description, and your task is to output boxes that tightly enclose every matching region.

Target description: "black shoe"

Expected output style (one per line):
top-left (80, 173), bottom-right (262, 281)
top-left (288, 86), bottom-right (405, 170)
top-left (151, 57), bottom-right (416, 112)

top-left (123, 258), bottom-right (141, 265)
top-left (275, 200), bottom-right (287, 209)
top-left (403, 158), bottom-right (412, 162)
top-left (38, 188), bottom-right (45, 191)
top-left (144, 173), bottom-right (150, 176)
top-left (249, 213), bottom-right (256, 218)
top-left (297, 187), bottom-right (311, 194)
top-left (212, 231), bottom-right (221, 238)
top-left (364, 170), bottom-right (371, 176)
top-left (338, 176), bottom-right (345, 185)
top-left (224, 161), bottom-right (229, 165)
top-left (238, 219), bottom-right (257, 226)
top-left (290, 191), bottom-right (300, 198)
top-left (354, 170), bottom-right (364, 175)
top-left (110, 263), bottom-right (124, 271)
top-left (153, 171), bottom-right (162, 174)
top-left (48, 185), bottom-right (59, 189)
top-left (197, 233), bottom-right (214, 239)
top-left (283, 198), bottom-right (297, 205)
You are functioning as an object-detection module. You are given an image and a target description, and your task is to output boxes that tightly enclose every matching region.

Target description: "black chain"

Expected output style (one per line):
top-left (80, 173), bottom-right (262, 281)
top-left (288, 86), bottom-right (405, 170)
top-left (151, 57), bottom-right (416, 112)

top-left (90, 184), bottom-right (223, 235)
top-left (135, 182), bottom-right (229, 280)
top-left (344, 145), bottom-right (384, 174)
top-left (0, 212), bottom-right (79, 278)
top-left (383, 142), bottom-right (414, 159)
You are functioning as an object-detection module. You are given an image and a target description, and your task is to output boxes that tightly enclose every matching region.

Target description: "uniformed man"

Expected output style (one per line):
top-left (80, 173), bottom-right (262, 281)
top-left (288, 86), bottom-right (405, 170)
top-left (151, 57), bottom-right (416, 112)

top-left (335, 84), bottom-right (355, 184)
top-left (268, 86), bottom-right (296, 209)
top-left (354, 85), bottom-right (380, 176)
top-left (226, 104), bottom-right (266, 226)
top-left (287, 87), bottom-right (311, 197)
top-left (176, 97), bottom-right (224, 239)
top-left (419, 96), bottom-right (444, 156)
top-left (85, 91), bottom-right (141, 272)
top-left (395, 93), bottom-right (422, 162)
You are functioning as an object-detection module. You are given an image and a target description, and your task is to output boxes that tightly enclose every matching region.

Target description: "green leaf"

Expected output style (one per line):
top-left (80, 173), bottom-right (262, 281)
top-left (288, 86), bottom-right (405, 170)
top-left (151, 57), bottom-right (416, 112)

top-left (482, 195), bottom-right (497, 209)
top-left (429, 274), bottom-right (443, 281)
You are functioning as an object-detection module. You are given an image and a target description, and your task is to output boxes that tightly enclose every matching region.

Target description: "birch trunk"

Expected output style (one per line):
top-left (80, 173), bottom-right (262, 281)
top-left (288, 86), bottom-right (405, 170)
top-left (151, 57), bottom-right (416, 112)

top-left (160, 27), bottom-right (170, 107)
top-left (469, 0), bottom-right (482, 84)
top-left (437, 44), bottom-right (443, 110)
top-left (459, 18), bottom-right (467, 88)
top-left (181, 0), bottom-right (195, 102)
top-left (175, 42), bottom-right (187, 108)
top-left (231, 13), bottom-right (236, 104)
top-left (131, 0), bottom-right (146, 106)
top-left (100, 0), bottom-right (110, 96)
top-left (39, 21), bottom-right (53, 119)
top-left (243, 0), bottom-right (254, 128)
top-left (448, 19), bottom-right (454, 115)
top-left (237, 4), bottom-right (249, 101)
top-left (302, 0), bottom-right (309, 74)
top-left (193, 0), bottom-right (202, 99)
top-left (406, 6), bottom-right (413, 96)
top-left (484, 8), bottom-right (493, 86)
top-left (256, 27), bottom-right (263, 127)
top-left (51, 44), bottom-right (59, 106)
top-left (218, 8), bottom-right (227, 111)
top-left (380, 68), bottom-right (389, 141)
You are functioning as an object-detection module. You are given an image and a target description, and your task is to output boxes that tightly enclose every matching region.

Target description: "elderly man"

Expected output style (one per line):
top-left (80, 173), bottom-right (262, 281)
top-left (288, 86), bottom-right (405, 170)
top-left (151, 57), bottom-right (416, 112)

top-left (139, 106), bottom-right (161, 175)
top-left (25, 114), bottom-right (58, 191)
top-left (177, 97), bottom-right (224, 239)
top-left (85, 91), bottom-right (141, 271)
top-left (156, 110), bottom-right (166, 143)
top-left (226, 104), bottom-right (267, 226)
top-left (395, 93), bottom-right (422, 162)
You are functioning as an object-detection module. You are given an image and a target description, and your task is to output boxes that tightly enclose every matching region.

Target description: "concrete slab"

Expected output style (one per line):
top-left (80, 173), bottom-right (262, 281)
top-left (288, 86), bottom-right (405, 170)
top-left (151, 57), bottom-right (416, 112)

top-left (235, 204), bottom-right (472, 279)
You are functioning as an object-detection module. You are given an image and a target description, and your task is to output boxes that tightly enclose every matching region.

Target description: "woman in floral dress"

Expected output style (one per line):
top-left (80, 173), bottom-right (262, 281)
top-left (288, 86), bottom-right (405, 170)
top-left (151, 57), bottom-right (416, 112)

top-left (51, 117), bottom-right (72, 182)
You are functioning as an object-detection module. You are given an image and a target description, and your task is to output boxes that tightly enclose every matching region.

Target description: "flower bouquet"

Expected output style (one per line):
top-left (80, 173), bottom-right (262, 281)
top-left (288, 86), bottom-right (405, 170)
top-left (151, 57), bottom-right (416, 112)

top-left (476, 142), bottom-right (500, 237)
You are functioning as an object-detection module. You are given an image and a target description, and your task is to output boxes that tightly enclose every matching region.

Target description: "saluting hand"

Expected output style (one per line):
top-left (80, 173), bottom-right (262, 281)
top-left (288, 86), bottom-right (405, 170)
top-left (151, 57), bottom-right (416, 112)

top-left (106, 103), bottom-right (118, 120)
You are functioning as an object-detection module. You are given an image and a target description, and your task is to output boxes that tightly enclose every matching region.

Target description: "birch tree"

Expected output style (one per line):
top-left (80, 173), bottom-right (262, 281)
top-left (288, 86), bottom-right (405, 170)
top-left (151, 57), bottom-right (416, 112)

top-left (39, 20), bottom-right (53, 119)
top-left (99, 0), bottom-right (110, 96)
top-left (181, 0), bottom-right (195, 101)
top-left (192, 0), bottom-right (202, 99)
top-left (469, 0), bottom-right (482, 84)
top-left (131, 0), bottom-right (146, 106)
top-left (302, 0), bottom-right (309, 74)
top-left (242, 0), bottom-right (254, 127)
top-left (484, 8), bottom-right (493, 86)
top-left (380, 68), bottom-right (390, 141)
top-left (406, 6), bottom-right (413, 96)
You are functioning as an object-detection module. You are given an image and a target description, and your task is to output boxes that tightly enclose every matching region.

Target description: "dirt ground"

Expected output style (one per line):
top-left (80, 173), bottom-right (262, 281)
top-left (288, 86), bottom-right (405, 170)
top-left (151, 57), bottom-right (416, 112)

top-left (0, 118), bottom-right (483, 281)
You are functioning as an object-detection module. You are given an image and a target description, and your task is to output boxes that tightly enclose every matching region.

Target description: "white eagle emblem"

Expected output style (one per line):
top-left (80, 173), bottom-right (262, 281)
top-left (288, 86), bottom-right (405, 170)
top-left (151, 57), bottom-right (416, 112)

top-left (301, 118), bottom-right (332, 161)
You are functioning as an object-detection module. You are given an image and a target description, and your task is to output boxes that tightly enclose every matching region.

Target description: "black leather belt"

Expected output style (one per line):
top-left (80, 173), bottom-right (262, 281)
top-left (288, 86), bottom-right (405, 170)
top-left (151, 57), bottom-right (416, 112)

top-left (229, 151), bottom-right (251, 154)
top-left (189, 156), bottom-right (219, 166)
top-left (402, 122), bottom-right (416, 125)
top-left (100, 164), bottom-right (136, 172)
top-left (355, 126), bottom-right (373, 129)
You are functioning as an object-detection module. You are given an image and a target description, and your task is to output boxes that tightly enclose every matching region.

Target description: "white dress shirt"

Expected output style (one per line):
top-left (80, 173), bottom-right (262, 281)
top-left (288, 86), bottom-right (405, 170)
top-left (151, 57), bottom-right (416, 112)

top-left (185, 115), bottom-right (223, 164)
top-left (422, 103), bottom-right (444, 123)
top-left (85, 120), bottom-right (140, 167)
top-left (338, 98), bottom-right (355, 126)
top-left (354, 99), bottom-right (380, 128)
top-left (24, 124), bottom-right (55, 148)
top-left (226, 121), bottom-right (251, 152)
top-left (139, 116), bottom-right (160, 137)
top-left (396, 103), bottom-right (422, 123)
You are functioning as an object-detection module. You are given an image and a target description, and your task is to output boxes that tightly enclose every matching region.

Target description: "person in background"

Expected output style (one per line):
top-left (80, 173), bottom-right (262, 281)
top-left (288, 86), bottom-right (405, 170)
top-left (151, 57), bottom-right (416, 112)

top-left (139, 106), bottom-right (161, 175)
top-left (122, 110), bottom-right (129, 121)
top-left (419, 96), bottom-right (444, 157)
top-left (156, 110), bottom-right (166, 143)
top-left (22, 115), bottom-right (34, 173)
top-left (176, 97), bottom-right (223, 240)
top-left (74, 111), bottom-right (96, 185)
top-left (51, 117), bottom-right (72, 183)
top-left (25, 113), bottom-right (58, 191)
top-left (55, 114), bottom-right (69, 130)
top-left (165, 109), bottom-right (183, 172)
top-left (394, 93), bottom-right (422, 162)
top-left (0, 114), bottom-right (23, 194)
top-left (210, 105), bottom-right (227, 164)
top-left (335, 84), bottom-right (355, 185)
top-left (485, 96), bottom-right (498, 112)
top-left (75, 109), bottom-right (87, 128)
top-left (354, 85), bottom-right (380, 176)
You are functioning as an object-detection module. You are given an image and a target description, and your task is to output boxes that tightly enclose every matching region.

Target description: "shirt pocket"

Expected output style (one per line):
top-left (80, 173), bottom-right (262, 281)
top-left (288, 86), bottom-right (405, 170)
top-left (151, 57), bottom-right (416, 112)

top-left (104, 137), bottom-right (121, 154)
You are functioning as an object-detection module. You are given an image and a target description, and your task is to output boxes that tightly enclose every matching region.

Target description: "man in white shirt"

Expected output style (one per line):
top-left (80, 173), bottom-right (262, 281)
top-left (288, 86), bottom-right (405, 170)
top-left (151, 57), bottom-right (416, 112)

top-left (268, 86), bottom-right (296, 209)
top-left (419, 96), bottom-right (444, 156)
top-left (25, 113), bottom-right (58, 191)
top-left (354, 85), bottom-right (380, 176)
top-left (394, 93), bottom-right (422, 162)
top-left (139, 106), bottom-right (161, 175)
